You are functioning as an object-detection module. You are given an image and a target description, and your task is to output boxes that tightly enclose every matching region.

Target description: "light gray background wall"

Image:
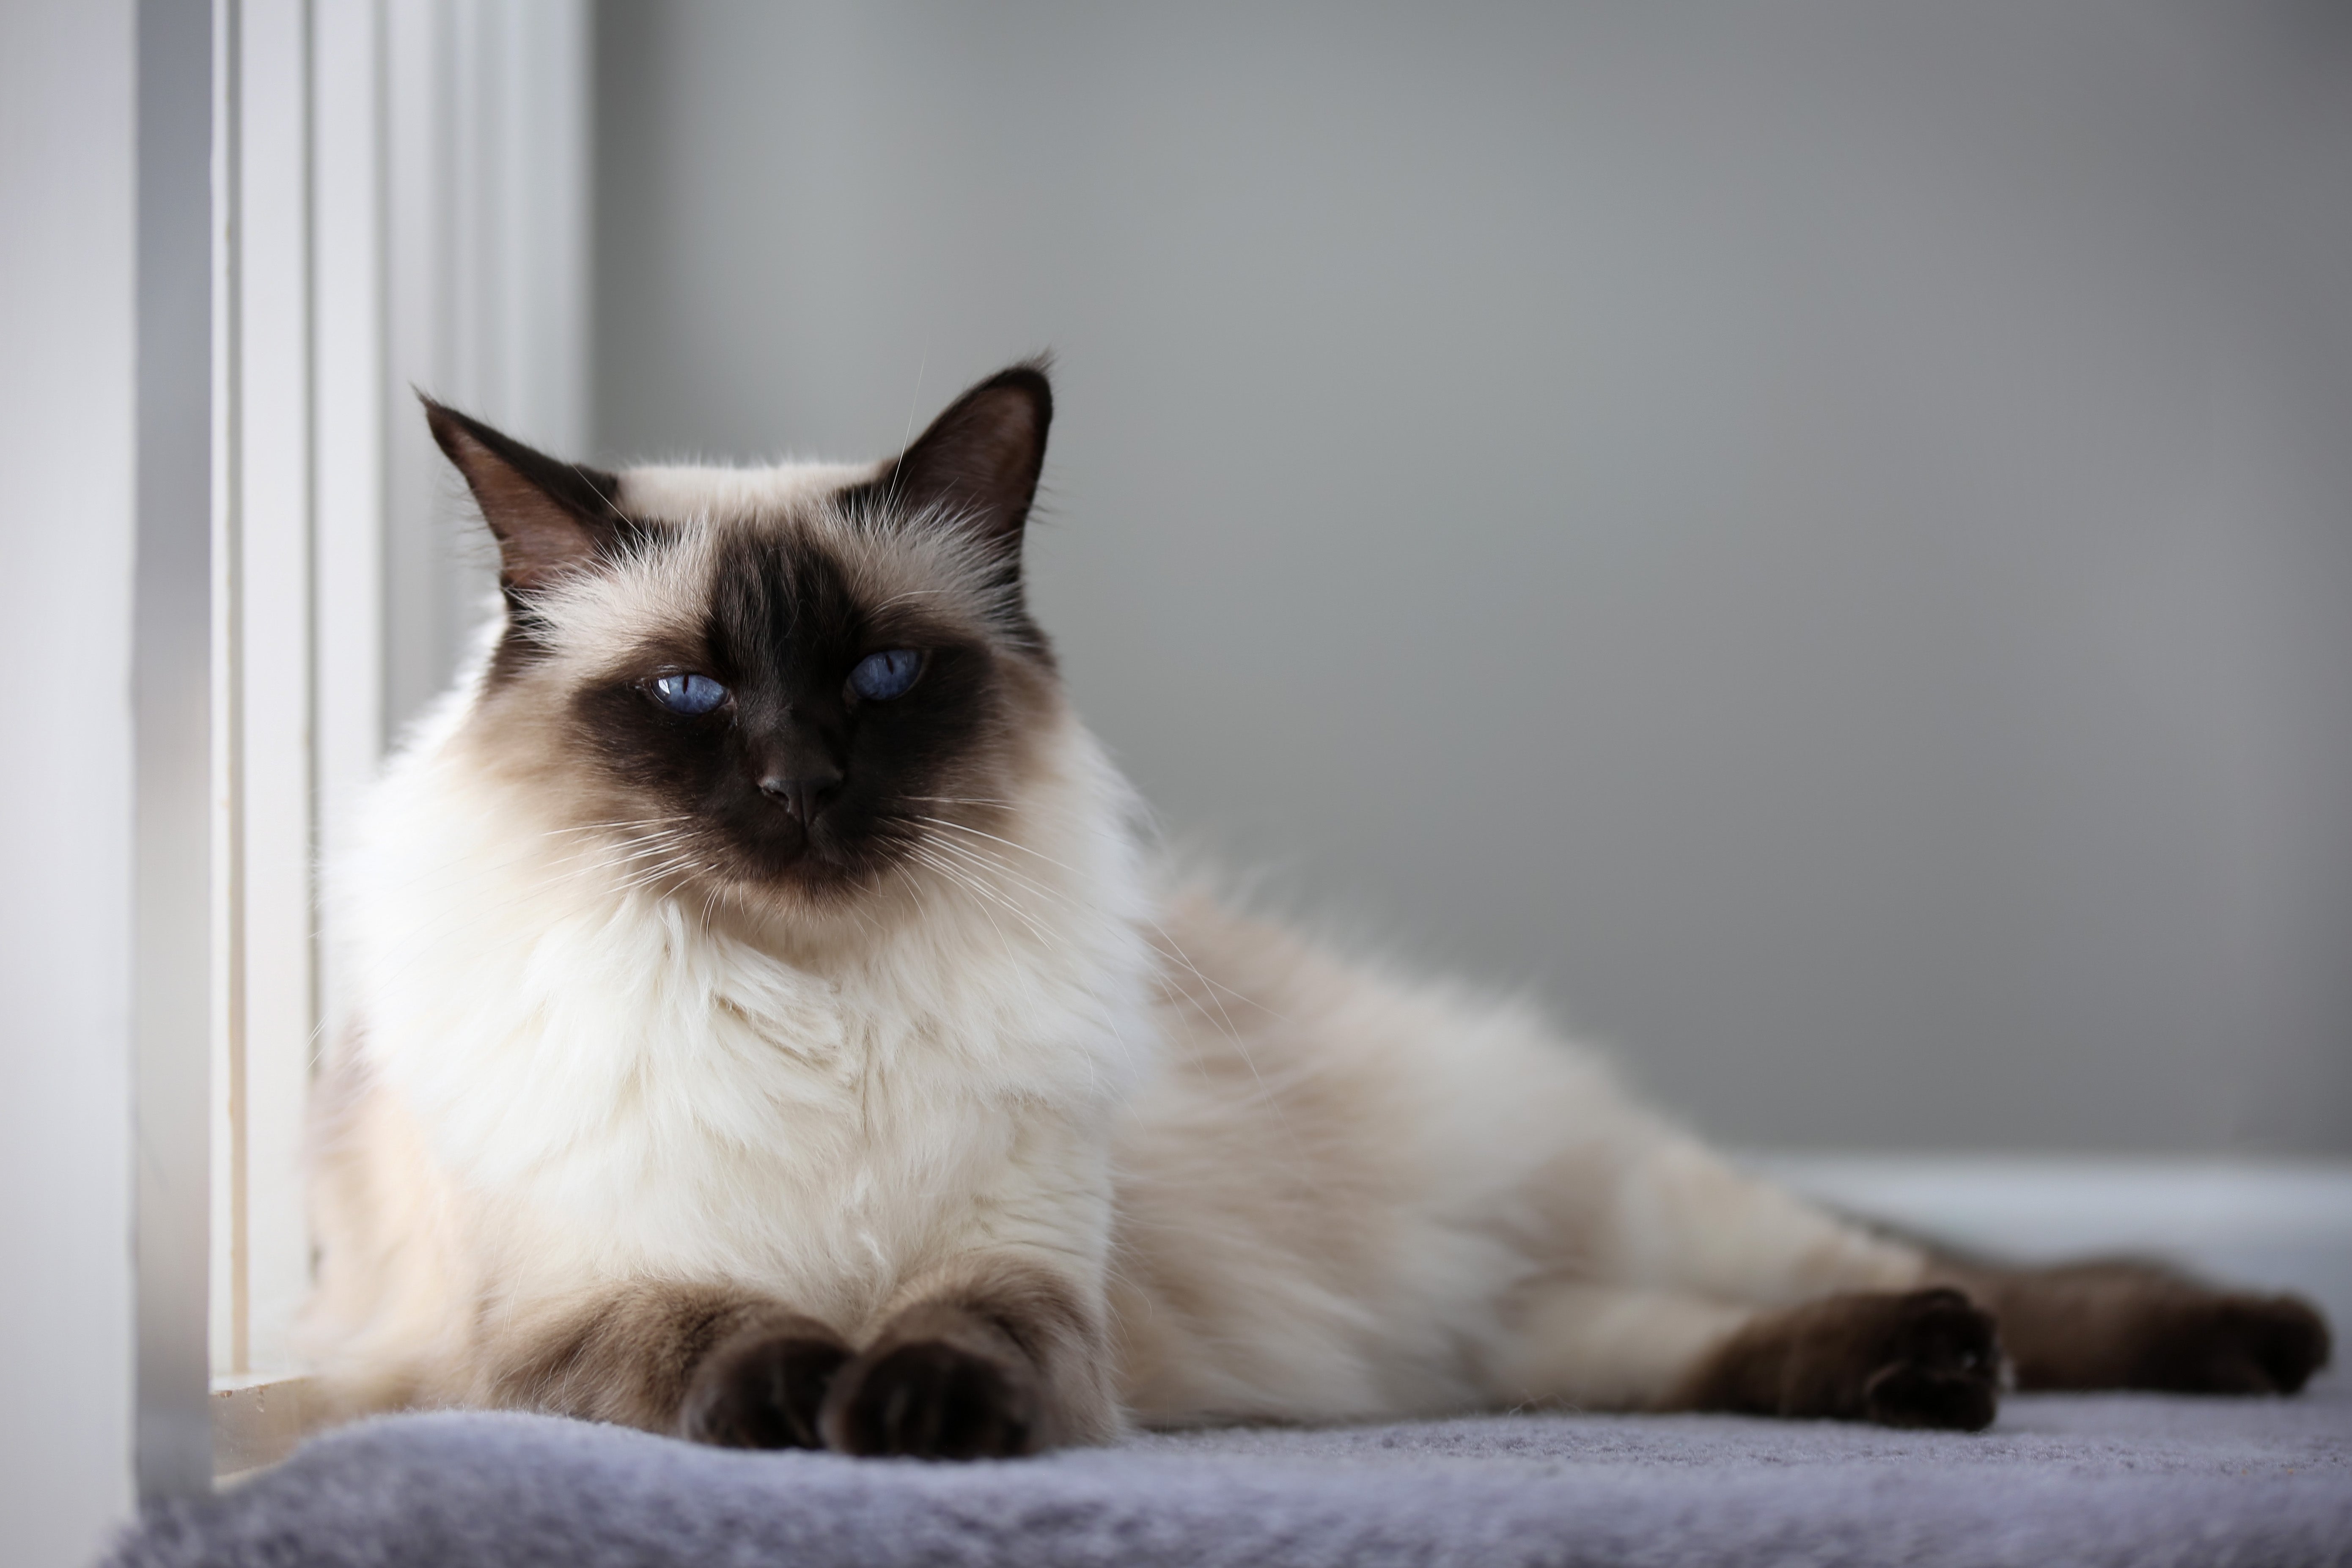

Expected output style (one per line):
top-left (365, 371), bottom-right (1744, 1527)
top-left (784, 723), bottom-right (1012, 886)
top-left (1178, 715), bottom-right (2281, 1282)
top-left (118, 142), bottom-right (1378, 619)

top-left (591, 2), bottom-right (2352, 1155)
top-left (2, 5), bottom-right (138, 1563)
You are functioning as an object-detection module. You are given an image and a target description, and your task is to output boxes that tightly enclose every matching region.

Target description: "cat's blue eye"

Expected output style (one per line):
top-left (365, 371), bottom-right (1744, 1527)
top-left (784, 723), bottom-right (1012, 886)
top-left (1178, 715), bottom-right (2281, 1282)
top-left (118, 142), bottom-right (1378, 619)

top-left (849, 649), bottom-right (923, 701)
top-left (651, 672), bottom-right (728, 714)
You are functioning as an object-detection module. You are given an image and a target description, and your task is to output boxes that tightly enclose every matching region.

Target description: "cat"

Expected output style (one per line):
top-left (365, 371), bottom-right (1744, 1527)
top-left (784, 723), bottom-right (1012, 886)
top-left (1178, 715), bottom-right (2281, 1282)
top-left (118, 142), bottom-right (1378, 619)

top-left (302, 361), bottom-right (2330, 1458)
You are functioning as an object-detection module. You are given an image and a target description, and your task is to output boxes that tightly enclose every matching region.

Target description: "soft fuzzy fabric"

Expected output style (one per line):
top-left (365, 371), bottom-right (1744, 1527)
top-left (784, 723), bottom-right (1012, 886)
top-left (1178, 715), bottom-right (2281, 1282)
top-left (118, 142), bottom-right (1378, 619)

top-left (111, 1382), bottom-right (2350, 1568)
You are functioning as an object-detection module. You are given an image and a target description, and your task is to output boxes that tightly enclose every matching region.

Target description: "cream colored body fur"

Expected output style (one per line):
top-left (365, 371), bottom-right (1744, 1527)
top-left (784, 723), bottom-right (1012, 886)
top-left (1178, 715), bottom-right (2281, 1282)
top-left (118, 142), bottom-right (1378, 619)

top-left (305, 456), bottom-right (1928, 1433)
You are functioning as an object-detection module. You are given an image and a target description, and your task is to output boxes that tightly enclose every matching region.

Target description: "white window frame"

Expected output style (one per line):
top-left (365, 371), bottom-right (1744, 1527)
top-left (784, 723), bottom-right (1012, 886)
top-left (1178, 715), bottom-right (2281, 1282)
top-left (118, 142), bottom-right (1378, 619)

top-left (206, 0), bottom-right (588, 1474)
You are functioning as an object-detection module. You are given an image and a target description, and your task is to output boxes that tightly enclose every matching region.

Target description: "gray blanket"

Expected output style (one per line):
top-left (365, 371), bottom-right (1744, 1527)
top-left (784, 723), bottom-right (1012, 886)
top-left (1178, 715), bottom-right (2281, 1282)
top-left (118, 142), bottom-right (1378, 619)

top-left (110, 1381), bottom-right (2351, 1568)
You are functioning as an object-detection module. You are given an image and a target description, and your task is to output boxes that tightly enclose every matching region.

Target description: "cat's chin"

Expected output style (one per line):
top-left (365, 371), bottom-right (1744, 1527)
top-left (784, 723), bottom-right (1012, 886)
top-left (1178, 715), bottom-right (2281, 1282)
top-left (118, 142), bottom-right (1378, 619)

top-left (730, 837), bottom-right (889, 898)
top-left (685, 847), bottom-right (916, 937)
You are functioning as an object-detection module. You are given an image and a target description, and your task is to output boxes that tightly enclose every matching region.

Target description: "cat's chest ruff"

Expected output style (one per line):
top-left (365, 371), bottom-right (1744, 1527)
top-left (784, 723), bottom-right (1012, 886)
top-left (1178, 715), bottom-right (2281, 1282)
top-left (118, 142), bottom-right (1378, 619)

top-left (372, 886), bottom-right (1127, 1288)
top-left (412, 921), bottom-right (1004, 1157)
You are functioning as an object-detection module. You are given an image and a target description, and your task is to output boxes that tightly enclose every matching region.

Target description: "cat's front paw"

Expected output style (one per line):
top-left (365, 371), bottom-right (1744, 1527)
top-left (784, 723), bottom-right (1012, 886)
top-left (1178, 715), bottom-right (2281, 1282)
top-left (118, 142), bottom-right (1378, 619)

top-left (1861, 1288), bottom-right (2002, 1431)
top-left (821, 1306), bottom-right (1040, 1460)
top-left (679, 1325), bottom-right (851, 1449)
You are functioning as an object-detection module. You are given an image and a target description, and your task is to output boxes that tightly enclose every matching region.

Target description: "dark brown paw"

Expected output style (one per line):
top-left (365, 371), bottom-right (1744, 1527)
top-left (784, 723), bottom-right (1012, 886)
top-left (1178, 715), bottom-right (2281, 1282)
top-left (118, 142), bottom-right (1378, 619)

top-left (679, 1328), bottom-right (851, 1449)
top-left (821, 1336), bottom-right (1038, 1460)
top-left (1861, 1288), bottom-right (2001, 1431)
top-left (1673, 1285), bottom-right (2003, 1428)
top-left (2138, 1293), bottom-right (2332, 1395)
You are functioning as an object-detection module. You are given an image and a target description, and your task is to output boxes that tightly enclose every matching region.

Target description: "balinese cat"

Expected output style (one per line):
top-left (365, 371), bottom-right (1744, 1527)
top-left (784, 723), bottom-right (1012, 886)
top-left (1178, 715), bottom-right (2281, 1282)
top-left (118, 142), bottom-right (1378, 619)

top-left (304, 362), bottom-right (2330, 1458)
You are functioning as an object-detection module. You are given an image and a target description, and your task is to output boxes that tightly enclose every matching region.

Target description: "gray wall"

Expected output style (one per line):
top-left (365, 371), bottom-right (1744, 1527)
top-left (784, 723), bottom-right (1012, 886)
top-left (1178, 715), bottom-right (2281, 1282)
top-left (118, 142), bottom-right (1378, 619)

top-left (2, 4), bottom-right (139, 1560)
top-left (592, 2), bottom-right (2352, 1154)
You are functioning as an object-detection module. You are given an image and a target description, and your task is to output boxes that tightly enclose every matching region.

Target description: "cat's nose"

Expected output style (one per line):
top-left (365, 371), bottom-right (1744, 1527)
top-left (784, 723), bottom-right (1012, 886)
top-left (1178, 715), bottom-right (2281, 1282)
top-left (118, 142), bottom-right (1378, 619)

top-left (758, 768), bottom-right (841, 823)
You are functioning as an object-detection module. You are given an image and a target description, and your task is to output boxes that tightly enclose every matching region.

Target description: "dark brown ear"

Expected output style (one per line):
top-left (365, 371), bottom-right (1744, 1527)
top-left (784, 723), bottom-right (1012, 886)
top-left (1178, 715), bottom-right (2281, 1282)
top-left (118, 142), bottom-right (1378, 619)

top-left (421, 396), bottom-right (634, 594)
top-left (855, 361), bottom-right (1053, 550)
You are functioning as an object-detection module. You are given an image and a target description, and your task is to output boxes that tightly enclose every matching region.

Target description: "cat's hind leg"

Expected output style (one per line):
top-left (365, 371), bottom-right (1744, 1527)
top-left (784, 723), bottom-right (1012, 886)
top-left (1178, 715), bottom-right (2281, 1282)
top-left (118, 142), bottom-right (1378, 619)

top-left (1580, 1134), bottom-right (1929, 1304)
top-left (1935, 1258), bottom-right (2331, 1395)
top-left (1484, 1135), bottom-right (2000, 1428)
top-left (1540, 1140), bottom-right (2328, 1406)
top-left (1484, 1279), bottom-right (2001, 1431)
top-left (1481, 1282), bottom-right (1749, 1412)
top-left (1661, 1285), bottom-right (2001, 1429)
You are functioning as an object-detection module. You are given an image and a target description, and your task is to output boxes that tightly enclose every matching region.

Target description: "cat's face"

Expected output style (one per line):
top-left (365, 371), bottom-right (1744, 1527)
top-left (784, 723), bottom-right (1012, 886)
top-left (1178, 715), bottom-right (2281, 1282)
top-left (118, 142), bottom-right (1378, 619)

top-left (428, 365), bottom-right (1062, 913)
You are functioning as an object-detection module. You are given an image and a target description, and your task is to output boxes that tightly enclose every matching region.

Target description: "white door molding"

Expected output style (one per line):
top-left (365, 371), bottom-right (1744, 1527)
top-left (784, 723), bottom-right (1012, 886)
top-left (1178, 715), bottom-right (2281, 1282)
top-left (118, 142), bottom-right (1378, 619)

top-left (205, 0), bottom-right (591, 1417)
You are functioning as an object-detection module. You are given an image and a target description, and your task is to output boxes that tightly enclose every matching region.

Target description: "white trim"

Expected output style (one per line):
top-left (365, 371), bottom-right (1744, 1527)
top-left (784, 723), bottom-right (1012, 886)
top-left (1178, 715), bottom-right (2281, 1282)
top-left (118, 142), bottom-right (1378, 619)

top-left (229, 0), bottom-right (320, 1379)
top-left (135, 0), bottom-right (219, 1504)
top-left (211, 0), bottom-right (322, 1385)
top-left (202, 0), bottom-right (592, 1448)
top-left (310, 0), bottom-right (389, 1030)
top-left (206, 0), bottom-right (245, 1392)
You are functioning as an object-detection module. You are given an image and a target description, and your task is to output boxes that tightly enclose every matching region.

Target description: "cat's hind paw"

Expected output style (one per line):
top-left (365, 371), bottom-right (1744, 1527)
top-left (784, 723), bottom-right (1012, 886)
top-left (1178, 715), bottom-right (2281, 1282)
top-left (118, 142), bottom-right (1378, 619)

top-left (1672, 1285), bottom-right (2003, 1431)
top-left (2140, 1292), bottom-right (2331, 1395)
top-left (1861, 1288), bottom-right (2002, 1431)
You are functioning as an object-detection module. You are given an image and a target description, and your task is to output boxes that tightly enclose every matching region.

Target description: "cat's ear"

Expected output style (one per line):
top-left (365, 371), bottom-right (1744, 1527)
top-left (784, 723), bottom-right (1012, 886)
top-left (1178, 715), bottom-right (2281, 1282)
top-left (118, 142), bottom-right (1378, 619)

top-left (421, 396), bottom-right (631, 593)
top-left (862, 361), bottom-right (1053, 550)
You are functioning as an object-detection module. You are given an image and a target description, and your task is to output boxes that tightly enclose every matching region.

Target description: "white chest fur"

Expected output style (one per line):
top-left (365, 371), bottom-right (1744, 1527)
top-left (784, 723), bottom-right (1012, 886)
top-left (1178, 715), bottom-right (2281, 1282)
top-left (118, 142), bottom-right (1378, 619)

top-left (338, 721), bottom-right (1157, 1324)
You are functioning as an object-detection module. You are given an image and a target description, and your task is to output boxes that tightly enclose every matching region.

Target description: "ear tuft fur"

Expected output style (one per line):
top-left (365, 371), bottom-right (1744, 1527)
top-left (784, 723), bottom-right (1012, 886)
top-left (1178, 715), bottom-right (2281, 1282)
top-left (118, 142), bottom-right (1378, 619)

top-left (421, 395), bottom-right (633, 594)
top-left (852, 360), bottom-right (1054, 552)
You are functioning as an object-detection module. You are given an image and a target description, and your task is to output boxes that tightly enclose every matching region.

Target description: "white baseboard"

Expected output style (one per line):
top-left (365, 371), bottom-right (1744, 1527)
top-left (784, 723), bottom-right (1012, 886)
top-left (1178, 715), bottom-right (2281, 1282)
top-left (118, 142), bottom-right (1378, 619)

top-left (1748, 1155), bottom-right (2352, 1350)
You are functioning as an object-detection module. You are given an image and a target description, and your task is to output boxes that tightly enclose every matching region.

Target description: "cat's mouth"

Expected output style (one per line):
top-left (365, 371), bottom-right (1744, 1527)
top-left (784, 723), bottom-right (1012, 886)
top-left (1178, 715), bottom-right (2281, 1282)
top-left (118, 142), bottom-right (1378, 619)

top-left (712, 807), bottom-right (893, 898)
top-left (740, 815), bottom-right (826, 875)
